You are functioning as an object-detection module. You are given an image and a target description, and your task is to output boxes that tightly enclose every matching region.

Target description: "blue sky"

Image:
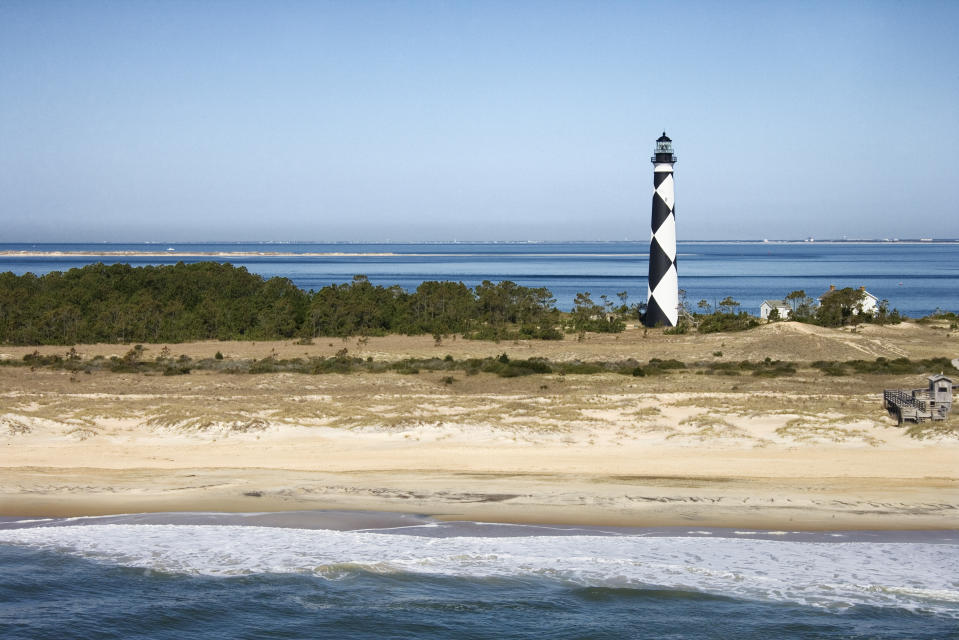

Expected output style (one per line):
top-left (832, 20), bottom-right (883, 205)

top-left (1, 1), bottom-right (957, 241)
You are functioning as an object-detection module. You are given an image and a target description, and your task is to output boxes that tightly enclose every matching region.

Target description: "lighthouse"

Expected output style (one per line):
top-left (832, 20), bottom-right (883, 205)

top-left (644, 132), bottom-right (679, 327)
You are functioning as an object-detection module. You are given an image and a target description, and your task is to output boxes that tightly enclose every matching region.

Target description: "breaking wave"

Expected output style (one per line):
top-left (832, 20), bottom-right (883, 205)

top-left (1, 524), bottom-right (957, 617)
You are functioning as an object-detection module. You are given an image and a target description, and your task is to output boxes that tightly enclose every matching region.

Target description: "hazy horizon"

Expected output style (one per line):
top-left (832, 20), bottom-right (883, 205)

top-left (4, 237), bottom-right (958, 246)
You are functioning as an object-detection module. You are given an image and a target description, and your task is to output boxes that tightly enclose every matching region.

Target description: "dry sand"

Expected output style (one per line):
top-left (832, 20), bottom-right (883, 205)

top-left (2, 321), bottom-right (957, 529)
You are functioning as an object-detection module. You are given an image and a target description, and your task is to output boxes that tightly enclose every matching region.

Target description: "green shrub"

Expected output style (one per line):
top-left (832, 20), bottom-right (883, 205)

top-left (648, 358), bottom-right (686, 370)
top-left (249, 358), bottom-right (277, 374)
top-left (809, 357), bottom-right (958, 376)
top-left (663, 321), bottom-right (690, 335)
top-left (530, 326), bottom-right (564, 340)
top-left (811, 361), bottom-right (848, 376)
top-left (163, 366), bottom-right (191, 376)
top-left (482, 357), bottom-right (553, 377)
top-left (752, 363), bottom-right (796, 378)
top-left (557, 362), bottom-right (603, 375)
top-left (697, 312), bottom-right (759, 334)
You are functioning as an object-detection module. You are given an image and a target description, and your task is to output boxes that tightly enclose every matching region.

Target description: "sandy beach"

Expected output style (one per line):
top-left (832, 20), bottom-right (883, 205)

top-left (2, 321), bottom-right (957, 529)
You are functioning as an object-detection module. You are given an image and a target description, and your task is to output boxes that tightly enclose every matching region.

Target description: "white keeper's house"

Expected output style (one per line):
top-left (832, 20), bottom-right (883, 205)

top-left (759, 299), bottom-right (792, 320)
top-left (820, 285), bottom-right (879, 315)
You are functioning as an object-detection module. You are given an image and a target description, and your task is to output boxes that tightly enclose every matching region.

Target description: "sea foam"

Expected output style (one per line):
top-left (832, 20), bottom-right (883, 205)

top-left (1, 524), bottom-right (957, 616)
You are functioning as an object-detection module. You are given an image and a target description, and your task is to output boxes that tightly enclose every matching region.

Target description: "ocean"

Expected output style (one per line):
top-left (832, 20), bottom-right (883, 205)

top-left (1, 241), bottom-right (958, 317)
top-left (1, 513), bottom-right (957, 639)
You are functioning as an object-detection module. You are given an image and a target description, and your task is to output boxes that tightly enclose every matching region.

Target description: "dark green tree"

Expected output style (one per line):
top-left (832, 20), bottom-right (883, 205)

top-left (785, 290), bottom-right (815, 321)
top-left (815, 287), bottom-right (867, 327)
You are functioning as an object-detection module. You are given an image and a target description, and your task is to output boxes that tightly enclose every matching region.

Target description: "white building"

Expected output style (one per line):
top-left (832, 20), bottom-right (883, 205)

top-left (820, 285), bottom-right (879, 315)
top-left (760, 299), bottom-right (792, 320)
top-left (858, 288), bottom-right (879, 314)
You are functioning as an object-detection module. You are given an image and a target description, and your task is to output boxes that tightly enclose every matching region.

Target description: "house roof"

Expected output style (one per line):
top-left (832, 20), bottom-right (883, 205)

top-left (761, 300), bottom-right (789, 307)
top-left (929, 373), bottom-right (953, 383)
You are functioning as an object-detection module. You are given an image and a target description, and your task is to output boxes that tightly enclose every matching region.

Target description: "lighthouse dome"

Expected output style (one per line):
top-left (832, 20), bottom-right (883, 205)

top-left (652, 132), bottom-right (677, 163)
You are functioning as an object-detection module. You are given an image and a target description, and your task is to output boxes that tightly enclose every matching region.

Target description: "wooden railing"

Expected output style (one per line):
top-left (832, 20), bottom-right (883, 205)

top-left (884, 389), bottom-right (917, 408)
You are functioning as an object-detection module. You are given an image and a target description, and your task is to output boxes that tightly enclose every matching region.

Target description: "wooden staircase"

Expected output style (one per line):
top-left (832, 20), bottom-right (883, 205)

top-left (883, 389), bottom-right (928, 424)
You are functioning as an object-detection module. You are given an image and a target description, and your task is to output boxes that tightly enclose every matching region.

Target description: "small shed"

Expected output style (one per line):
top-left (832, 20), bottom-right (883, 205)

top-left (929, 374), bottom-right (954, 412)
top-left (883, 374), bottom-right (955, 424)
top-left (760, 300), bottom-right (791, 320)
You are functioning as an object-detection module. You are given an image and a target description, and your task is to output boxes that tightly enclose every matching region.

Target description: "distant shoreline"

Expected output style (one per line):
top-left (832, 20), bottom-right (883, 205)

top-left (1, 238), bottom-right (957, 259)
top-left (1, 239), bottom-right (958, 245)
top-left (0, 251), bottom-right (403, 258)
top-left (0, 250), bottom-right (653, 258)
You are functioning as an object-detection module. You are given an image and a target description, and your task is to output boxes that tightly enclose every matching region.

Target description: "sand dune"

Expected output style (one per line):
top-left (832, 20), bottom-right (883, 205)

top-left (2, 321), bottom-right (957, 529)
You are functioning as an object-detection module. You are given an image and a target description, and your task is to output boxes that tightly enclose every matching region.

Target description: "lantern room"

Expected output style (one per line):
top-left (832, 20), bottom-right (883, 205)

top-left (651, 132), bottom-right (677, 164)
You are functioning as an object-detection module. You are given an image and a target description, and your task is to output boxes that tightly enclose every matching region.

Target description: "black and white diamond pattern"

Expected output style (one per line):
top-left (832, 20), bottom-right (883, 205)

top-left (645, 163), bottom-right (678, 327)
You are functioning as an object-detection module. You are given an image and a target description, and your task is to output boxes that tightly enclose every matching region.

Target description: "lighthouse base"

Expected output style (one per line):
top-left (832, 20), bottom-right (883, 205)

top-left (643, 297), bottom-right (675, 328)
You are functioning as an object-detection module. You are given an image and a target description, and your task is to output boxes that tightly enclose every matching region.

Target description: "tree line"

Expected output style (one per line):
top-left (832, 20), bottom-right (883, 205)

top-left (0, 262), bottom-right (927, 346)
top-left (766, 288), bottom-right (903, 327)
top-left (664, 287), bottom-right (907, 334)
top-left (0, 262), bottom-right (579, 345)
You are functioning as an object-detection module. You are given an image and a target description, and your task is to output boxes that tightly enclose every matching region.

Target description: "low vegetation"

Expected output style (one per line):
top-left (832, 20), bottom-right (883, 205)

top-left (810, 356), bottom-right (958, 377)
top-left (0, 263), bottom-right (952, 346)
top-left (9, 348), bottom-right (957, 383)
top-left (0, 263), bottom-right (643, 345)
top-left (769, 288), bottom-right (905, 327)
top-left (0, 264), bottom-right (567, 344)
top-left (905, 415), bottom-right (959, 440)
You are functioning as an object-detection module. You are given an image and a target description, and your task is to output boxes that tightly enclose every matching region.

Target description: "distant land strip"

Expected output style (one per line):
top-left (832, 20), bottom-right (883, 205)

top-left (0, 251), bottom-right (649, 258)
top-left (0, 251), bottom-right (400, 258)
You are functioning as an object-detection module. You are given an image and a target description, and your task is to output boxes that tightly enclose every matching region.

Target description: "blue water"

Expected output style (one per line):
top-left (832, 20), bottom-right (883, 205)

top-left (1, 549), bottom-right (952, 640)
top-left (1, 516), bottom-right (957, 639)
top-left (2, 241), bottom-right (958, 317)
